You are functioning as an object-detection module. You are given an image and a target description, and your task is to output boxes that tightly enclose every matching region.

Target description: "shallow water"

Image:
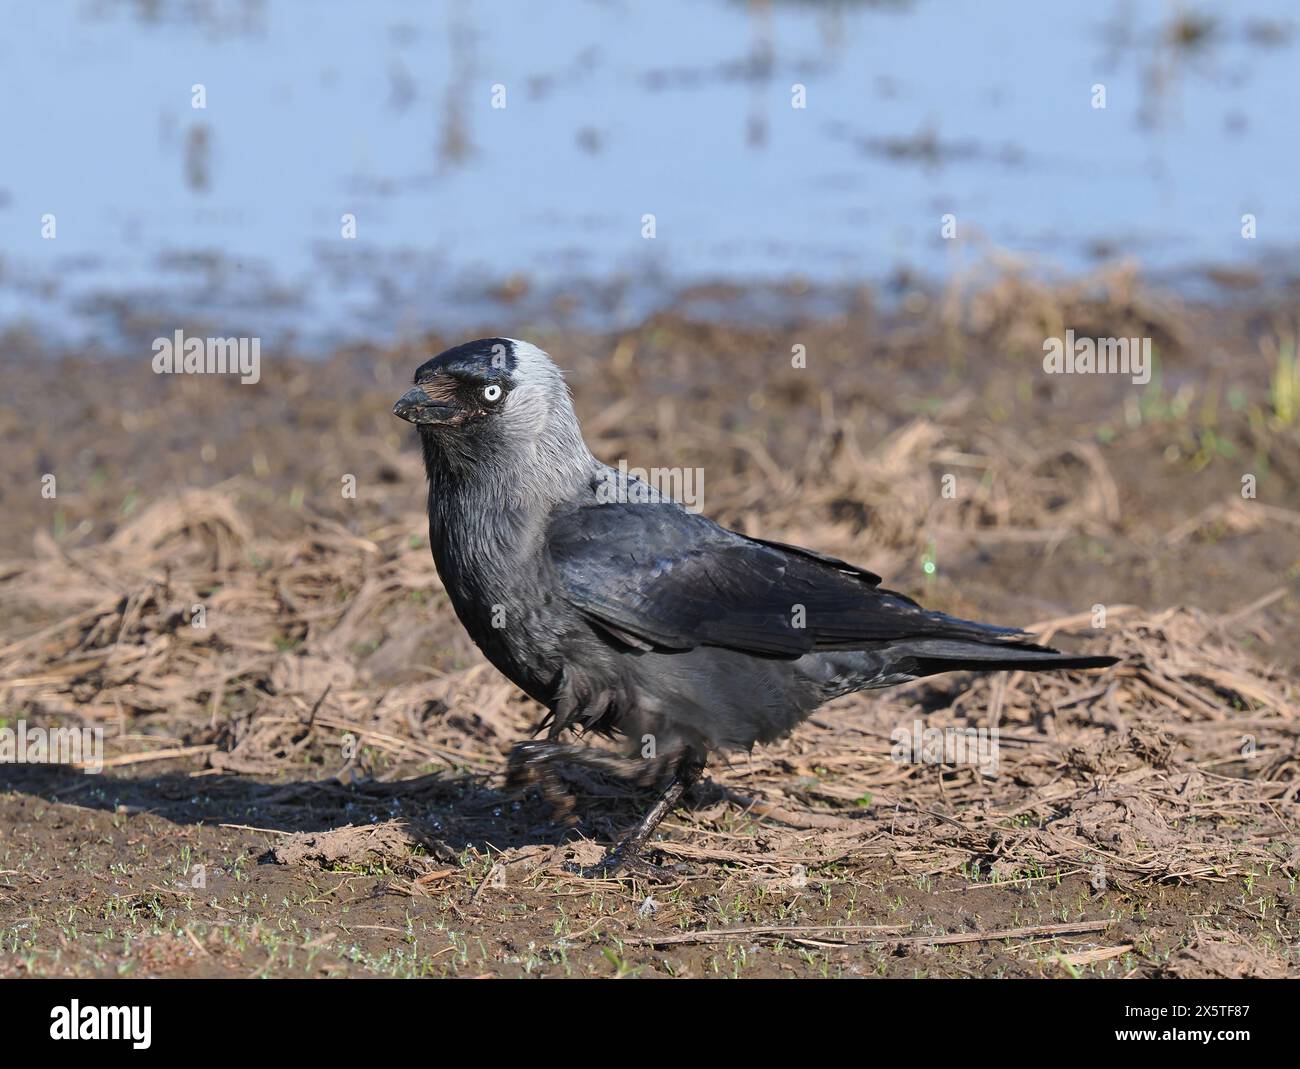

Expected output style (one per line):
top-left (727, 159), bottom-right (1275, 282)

top-left (0, 0), bottom-right (1296, 350)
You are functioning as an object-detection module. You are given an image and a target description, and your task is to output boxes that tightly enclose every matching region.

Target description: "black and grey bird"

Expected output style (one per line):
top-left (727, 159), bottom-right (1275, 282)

top-left (394, 338), bottom-right (1117, 875)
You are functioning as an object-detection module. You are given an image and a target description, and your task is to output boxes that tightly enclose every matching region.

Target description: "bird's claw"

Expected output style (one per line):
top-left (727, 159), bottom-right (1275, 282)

top-left (504, 740), bottom-right (551, 786)
top-left (506, 741), bottom-right (579, 825)
top-left (566, 849), bottom-right (682, 883)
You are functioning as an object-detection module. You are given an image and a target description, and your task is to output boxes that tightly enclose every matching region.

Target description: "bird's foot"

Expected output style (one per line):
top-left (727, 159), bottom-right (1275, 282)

top-left (504, 740), bottom-right (557, 788)
top-left (566, 847), bottom-right (682, 883)
top-left (506, 741), bottom-right (578, 826)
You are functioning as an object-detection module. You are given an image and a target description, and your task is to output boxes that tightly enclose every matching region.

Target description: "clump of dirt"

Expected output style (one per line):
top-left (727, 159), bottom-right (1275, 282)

top-left (269, 822), bottom-right (457, 873)
top-left (1161, 929), bottom-right (1289, 979)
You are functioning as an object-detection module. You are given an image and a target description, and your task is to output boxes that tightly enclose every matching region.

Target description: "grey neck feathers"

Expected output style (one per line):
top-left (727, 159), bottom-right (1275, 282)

top-left (421, 377), bottom-right (597, 574)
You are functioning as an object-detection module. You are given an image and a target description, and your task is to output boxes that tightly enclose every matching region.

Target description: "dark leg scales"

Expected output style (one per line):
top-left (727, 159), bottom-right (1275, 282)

top-left (506, 742), bottom-right (703, 878)
top-left (570, 760), bottom-right (703, 880)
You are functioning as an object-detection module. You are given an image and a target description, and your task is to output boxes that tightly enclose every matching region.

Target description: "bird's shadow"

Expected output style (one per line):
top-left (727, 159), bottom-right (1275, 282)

top-left (1, 760), bottom-right (692, 863)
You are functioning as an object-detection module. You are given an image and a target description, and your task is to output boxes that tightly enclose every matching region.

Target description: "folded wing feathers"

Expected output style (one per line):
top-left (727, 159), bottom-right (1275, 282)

top-left (551, 503), bottom-right (1035, 657)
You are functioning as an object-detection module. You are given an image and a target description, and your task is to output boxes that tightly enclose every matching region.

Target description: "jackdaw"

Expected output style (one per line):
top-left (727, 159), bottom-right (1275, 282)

top-left (394, 338), bottom-right (1117, 875)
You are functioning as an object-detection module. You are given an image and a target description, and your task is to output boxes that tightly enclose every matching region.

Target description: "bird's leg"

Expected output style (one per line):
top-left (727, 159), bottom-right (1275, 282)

top-left (506, 741), bottom-right (662, 825)
top-left (576, 758), bottom-right (704, 881)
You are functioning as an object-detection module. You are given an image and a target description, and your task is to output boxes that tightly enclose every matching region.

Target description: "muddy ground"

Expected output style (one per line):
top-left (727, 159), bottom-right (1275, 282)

top-left (1, 266), bottom-right (1298, 978)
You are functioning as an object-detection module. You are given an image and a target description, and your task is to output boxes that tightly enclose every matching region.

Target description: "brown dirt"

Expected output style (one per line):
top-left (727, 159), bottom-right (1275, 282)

top-left (1, 265), bottom-right (1298, 977)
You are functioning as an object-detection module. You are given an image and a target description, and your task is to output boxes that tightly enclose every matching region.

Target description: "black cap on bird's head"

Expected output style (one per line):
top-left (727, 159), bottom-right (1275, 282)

top-left (395, 337), bottom-right (595, 500)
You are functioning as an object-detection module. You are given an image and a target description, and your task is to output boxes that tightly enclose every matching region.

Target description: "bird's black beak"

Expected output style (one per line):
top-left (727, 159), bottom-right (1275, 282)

top-left (393, 386), bottom-right (455, 425)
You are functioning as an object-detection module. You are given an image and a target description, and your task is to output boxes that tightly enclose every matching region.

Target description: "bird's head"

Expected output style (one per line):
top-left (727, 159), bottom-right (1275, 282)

top-left (394, 337), bottom-right (593, 500)
top-left (394, 337), bottom-right (522, 431)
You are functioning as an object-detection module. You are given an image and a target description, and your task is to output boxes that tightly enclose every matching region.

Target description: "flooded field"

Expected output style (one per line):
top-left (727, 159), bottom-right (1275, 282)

top-left (1, 0), bottom-right (1298, 349)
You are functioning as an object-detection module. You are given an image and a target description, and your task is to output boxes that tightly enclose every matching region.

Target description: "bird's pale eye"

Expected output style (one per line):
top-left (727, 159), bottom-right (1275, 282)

top-left (483, 383), bottom-right (503, 402)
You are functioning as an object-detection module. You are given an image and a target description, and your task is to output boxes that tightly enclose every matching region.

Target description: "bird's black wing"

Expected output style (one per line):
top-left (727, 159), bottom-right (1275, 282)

top-left (547, 503), bottom-right (1027, 657)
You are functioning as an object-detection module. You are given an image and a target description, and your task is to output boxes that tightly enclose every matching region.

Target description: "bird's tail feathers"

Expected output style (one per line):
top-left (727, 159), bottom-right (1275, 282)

top-left (893, 638), bottom-right (1118, 677)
